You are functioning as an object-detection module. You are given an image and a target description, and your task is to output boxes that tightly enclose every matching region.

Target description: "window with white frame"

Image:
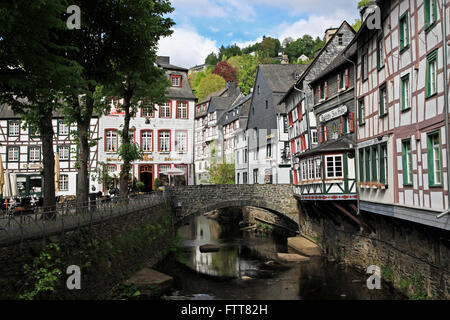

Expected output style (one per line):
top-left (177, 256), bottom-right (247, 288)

top-left (29, 146), bottom-right (41, 162)
top-left (106, 165), bottom-right (116, 174)
top-left (58, 120), bottom-right (69, 136)
top-left (105, 130), bottom-right (118, 152)
top-left (141, 130), bottom-right (153, 152)
top-left (7, 147), bottom-right (19, 162)
top-left (325, 155), bottom-right (343, 179)
top-left (159, 130), bottom-right (171, 152)
top-left (58, 146), bottom-right (70, 161)
top-left (175, 131), bottom-right (187, 153)
top-left (142, 106), bottom-right (155, 117)
top-left (8, 121), bottom-right (20, 136)
top-left (159, 102), bottom-right (171, 118)
top-left (176, 101), bottom-right (188, 119)
top-left (59, 174), bottom-right (69, 191)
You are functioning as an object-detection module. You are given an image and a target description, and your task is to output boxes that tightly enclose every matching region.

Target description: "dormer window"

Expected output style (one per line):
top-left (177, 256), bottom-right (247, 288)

top-left (337, 34), bottom-right (344, 46)
top-left (170, 75), bottom-right (182, 87)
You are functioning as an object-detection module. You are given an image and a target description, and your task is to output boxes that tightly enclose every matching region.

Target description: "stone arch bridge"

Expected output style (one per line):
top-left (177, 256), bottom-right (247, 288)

top-left (166, 184), bottom-right (300, 228)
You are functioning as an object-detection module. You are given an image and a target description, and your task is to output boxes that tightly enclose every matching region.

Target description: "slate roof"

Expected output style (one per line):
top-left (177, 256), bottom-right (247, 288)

top-left (156, 56), bottom-right (188, 72)
top-left (259, 64), bottom-right (309, 93)
top-left (279, 20), bottom-right (356, 104)
top-left (209, 95), bottom-right (239, 114)
top-left (156, 56), bottom-right (197, 101)
top-left (310, 43), bottom-right (357, 86)
top-left (219, 93), bottom-right (252, 127)
top-left (298, 134), bottom-right (355, 158)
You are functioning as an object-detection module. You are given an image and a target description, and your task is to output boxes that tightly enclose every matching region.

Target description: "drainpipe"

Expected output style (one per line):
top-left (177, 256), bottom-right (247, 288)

top-left (439, 0), bottom-right (450, 219)
top-left (342, 50), bottom-right (360, 215)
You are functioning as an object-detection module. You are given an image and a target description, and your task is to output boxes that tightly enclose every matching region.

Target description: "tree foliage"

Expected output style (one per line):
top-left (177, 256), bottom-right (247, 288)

top-left (218, 44), bottom-right (242, 61)
top-left (205, 52), bottom-right (219, 66)
top-left (196, 73), bottom-right (226, 101)
top-left (285, 35), bottom-right (326, 63)
top-left (261, 36), bottom-right (281, 57)
top-left (0, 0), bottom-right (83, 212)
top-left (212, 61), bottom-right (237, 83)
top-left (208, 163), bottom-right (235, 185)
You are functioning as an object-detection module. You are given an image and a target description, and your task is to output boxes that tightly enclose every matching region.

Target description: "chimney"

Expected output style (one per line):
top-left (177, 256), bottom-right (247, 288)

top-left (157, 56), bottom-right (170, 65)
top-left (325, 28), bottom-right (338, 42)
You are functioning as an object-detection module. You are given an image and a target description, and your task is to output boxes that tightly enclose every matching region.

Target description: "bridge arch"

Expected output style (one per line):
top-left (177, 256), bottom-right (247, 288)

top-left (166, 184), bottom-right (300, 230)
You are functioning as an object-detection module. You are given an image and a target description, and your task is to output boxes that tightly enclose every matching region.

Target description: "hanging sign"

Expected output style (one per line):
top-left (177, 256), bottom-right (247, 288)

top-left (319, 105), bottom-right (347, 123)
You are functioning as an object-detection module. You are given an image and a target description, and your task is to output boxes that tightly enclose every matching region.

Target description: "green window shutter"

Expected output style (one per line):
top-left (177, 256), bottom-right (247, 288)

top-left (402, 141), bottom-right (408, 185)
top-left (433, 0), bottom-right (438, 24)
top-left (365, 149), bottom-right (371, 182)
top-left (372, 146), bottom-right (378, 182)
top-left (359, 150), bottom-right (365, 182)
top-left (399, 20), bottom-right (404, 48)
top-left (401, 78), bottom-right (405, 110)
top-left (427, 134), bottom-right (434, 186)
top-left (425, 0), bottom-right (430, 27)
top-left (380, 145), bottom-right (385, 184)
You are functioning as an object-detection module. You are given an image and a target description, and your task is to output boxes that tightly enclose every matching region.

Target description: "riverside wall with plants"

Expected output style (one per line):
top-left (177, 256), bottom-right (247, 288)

top-left (299, 202), bottom-right (450, 300)
top-left (0, 204), bottom-right (176, 300)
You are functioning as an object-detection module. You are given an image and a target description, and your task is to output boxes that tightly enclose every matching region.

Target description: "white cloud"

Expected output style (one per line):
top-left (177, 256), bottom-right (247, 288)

top-left (157, 26), bottom-right (218, 68)
top-left (209, 26), bottom-right (220, 32)
top-left (172, 0), bottom-right (256, 21)
top-left (235, 37), bottom-right (264, 50)
top-left (276, 9), bottom-right (358, 41)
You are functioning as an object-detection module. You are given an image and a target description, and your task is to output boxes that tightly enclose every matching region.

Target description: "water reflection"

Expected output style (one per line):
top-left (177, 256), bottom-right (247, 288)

top-left (178, 215), bottom-right (260, 278)
top-left (158, 214), bottom-right (406, 300)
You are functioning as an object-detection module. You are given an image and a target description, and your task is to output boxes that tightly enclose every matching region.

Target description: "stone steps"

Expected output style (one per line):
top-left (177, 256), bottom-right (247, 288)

top-left (287, 236), bottom-right (322, 257)
top-left (277, 253), bottom-right (310, 262)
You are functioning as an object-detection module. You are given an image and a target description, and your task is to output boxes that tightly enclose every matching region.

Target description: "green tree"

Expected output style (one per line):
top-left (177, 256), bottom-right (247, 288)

top-left (229, 55), bottom-right (260, 95)
top-left (103, 0), bottom-right (174, 197)
top-left (196, 73), bottom-right (226, 101)
top-left (0, 0), bottom-right (83, 215)
top-left (218, 44), bottom-right (242, 61)
top-left (205, 52), bottom-right (219, 66)
top-left (352, 19), bottom-right (362, 32)
top-left (208, 163), bottom-right (235, 185)
top-left (261, 36), bottom-right (281, 57)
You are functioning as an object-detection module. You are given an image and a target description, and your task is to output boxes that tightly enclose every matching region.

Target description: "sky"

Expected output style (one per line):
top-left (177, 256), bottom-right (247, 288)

top-left (157, 0), bottom-right (361, 69)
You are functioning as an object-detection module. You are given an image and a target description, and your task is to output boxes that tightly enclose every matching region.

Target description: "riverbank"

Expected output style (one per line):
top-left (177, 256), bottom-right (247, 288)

top-left (0, 204), bottom-right (175, 299)
top-left (152, 213), bottom-right (406, 300)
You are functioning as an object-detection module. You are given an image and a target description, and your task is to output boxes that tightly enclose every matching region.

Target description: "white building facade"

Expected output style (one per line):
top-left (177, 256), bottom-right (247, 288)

top-left (98, 56), bottom-right (197, 191)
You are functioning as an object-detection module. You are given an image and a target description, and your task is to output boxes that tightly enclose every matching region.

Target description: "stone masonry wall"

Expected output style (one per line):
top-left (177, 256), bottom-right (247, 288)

top-left (299, 202), bottom-right (450, 299)
top-left (0, 204), bottom-right (174, 299)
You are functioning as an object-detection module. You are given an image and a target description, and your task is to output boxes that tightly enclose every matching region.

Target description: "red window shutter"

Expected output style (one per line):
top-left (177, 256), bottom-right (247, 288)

top-left (349, 112), bottom-right (355, 132)
top-left (345, 68), bottom-right (350, 88)
top-left (340, 116), bottom-right (344, 134)
top-left (294, 170), bottom-right (298, 185)
top-left (324, 126), bottom-right (328, 142)
top-left (319, 126), bottom-right (323, 143)
top-left (297, 103), bottom-right (302, 121)
top-left (288, 112), bottom-right (293, 126)
top-left (291, 140), bottom-right (295, 155)
top-left (325, 82), bottom-right (329, 99)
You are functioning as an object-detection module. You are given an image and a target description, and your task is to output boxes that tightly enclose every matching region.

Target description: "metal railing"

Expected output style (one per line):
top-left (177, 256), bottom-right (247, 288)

top-left (0, 192), bottom-right (168, 246)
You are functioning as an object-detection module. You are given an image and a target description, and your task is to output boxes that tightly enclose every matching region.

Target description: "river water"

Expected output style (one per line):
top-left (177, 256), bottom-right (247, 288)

top-left (156, 214), bottom-right (405, 300)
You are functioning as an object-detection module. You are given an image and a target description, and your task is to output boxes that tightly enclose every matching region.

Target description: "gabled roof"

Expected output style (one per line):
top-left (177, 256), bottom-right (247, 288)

top-left (310, 42), bottom-right (357, 86)
top-left (209, 95), bottom-right (239, 114)
top-left (156, 56), bottom-right (188, 72)
top-left (279, 20), bottom-right (356, 104)
top-left (259, 64), bottom-right (309, 93)
top-left (219, 93), bottom-right (252, 127)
